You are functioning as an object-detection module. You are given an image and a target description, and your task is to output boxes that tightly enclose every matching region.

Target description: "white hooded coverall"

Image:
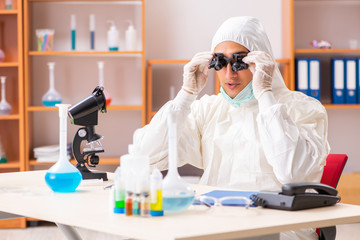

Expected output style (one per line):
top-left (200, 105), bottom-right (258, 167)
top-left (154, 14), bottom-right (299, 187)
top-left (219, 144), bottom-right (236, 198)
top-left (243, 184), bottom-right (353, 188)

top-left (134, 16), bottom-right (330, 240)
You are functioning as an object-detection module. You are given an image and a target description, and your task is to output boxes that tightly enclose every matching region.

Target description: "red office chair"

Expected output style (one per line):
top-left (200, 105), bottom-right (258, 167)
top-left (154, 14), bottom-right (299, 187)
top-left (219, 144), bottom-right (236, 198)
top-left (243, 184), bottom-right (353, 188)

top-left (317, 154), bottom-right (348, 240)
top-left (320, 154), bottom-right (348, 188)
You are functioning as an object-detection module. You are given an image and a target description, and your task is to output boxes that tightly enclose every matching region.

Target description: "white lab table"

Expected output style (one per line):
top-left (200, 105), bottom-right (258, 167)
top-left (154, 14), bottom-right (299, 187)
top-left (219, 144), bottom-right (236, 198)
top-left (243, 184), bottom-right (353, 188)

top-left (1, 170), bottom-right (360, 240)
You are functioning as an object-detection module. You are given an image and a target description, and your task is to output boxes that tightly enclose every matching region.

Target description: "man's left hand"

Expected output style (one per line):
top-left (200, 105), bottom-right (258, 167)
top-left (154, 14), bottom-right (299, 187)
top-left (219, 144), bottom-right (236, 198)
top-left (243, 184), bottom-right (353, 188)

top-left (243, 51), bottom-right (275, 99)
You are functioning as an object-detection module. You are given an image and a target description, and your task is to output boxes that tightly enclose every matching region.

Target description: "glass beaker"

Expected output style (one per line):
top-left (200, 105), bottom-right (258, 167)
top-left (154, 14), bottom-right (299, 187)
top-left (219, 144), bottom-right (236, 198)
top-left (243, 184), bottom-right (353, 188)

top-left (0, 136), bottom-right (7, 163)
top-left (97, 61), bottom-right (112, 106)
top-left (42, 62), bottom-right (62, 107)
top-left (162, 110), bottom-right (194, 212)
top-left (45, 104), bottom-right (82, 193)
top-left (0, 76), bottom-right (12, 115)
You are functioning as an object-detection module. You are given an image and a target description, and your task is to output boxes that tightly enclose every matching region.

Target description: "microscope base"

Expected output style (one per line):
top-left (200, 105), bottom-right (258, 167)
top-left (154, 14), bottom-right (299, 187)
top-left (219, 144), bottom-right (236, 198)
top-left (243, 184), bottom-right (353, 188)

top-left (77, 165), bottom-right (108, 181)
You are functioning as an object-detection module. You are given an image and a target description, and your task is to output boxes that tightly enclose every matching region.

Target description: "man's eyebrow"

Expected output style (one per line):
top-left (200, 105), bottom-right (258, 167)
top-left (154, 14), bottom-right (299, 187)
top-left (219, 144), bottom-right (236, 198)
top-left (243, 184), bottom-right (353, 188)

top-left (234, 51), bottom-right (249, 54)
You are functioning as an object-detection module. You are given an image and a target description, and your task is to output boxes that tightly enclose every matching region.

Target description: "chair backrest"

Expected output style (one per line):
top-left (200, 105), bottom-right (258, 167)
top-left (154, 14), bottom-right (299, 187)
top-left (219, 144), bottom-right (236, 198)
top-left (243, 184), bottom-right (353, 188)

top-left (320, 154), bottom-right (348, 188)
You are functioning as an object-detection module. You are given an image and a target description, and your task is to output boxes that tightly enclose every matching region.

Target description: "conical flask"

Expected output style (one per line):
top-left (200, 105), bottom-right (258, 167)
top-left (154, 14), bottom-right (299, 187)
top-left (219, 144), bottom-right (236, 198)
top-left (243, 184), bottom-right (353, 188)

top-left (0, 76), bottom-right (12, 115)
top-left (42, 62), bottom-right (62, 107)
top-left (97, 61), bottom-right (111, 106)
top-left (162, 110), bottom-right (194, 212)
top-left (45, 104), bottom-right (82, 193)
top-left (0, 22), bottom-right (5, 63)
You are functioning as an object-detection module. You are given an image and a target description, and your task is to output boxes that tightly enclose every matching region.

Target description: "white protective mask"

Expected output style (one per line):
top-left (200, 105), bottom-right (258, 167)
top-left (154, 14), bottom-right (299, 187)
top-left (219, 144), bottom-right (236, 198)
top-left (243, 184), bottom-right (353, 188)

top-left (220, 81), bottom-right (254, 108)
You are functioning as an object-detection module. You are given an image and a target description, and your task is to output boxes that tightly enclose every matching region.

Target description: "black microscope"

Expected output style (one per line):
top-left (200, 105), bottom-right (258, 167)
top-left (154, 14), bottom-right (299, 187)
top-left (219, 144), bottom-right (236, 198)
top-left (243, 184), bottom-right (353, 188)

top-left (68, 86), bottom-right (108, 181)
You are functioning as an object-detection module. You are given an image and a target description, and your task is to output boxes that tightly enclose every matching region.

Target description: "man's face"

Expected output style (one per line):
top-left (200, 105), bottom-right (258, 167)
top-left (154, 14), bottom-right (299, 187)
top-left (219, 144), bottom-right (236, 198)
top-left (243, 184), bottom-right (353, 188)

top-left (214, 41), bottom-right (253, 98)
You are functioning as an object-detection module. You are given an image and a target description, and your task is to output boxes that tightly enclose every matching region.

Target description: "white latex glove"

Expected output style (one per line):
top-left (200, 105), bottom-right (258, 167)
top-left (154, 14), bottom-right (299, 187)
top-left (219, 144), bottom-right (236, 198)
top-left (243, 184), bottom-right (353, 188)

top-left (182, 52), bottom-right (213, 95)
top-left (242, 51), bottom-right (275, 99)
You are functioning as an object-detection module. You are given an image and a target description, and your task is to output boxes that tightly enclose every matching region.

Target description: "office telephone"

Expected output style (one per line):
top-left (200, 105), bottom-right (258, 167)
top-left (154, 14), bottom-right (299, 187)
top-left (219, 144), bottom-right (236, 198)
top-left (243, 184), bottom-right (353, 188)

top-left (250, 182), bottom-right (341, 211)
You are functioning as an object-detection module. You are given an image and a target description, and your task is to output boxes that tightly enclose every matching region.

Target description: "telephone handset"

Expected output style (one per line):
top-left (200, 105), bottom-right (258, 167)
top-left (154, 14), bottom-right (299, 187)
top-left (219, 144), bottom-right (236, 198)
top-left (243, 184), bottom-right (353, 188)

top-left (250, 182), bottom-right (341, 211)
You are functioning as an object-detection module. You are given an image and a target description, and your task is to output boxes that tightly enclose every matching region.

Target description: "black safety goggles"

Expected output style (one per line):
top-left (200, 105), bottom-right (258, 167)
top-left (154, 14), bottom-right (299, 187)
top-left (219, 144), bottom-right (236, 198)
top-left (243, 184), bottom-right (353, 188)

top-left (208, 52), bottom-right (249, 72)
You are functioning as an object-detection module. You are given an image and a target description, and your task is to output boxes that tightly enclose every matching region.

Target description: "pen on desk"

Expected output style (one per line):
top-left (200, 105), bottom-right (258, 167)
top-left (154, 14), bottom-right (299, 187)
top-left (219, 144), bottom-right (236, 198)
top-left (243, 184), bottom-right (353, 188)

top-left (104, 184), bottom-right (113, 190)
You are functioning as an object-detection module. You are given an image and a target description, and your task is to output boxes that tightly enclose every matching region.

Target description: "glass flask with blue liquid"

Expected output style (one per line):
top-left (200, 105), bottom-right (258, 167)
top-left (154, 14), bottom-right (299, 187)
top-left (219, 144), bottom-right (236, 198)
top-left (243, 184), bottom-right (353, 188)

top-left (162, 110), bottom-right (194, 213)
top-left (42, 62), bottom-right (62, 107)
top-left (45, 104), bottom-right (82, 193)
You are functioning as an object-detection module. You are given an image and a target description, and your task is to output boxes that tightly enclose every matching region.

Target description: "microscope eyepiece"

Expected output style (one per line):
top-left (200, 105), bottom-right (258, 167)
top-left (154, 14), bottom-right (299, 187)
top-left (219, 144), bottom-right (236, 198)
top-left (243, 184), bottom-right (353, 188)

top-left (68, 86), bottom-right (107, 126)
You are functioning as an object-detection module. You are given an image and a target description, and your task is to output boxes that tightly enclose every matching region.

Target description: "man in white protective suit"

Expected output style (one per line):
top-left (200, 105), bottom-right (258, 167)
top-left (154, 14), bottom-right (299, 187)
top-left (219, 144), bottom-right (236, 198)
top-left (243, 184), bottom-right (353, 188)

top-left (133, 16), bottom-right (330, 240)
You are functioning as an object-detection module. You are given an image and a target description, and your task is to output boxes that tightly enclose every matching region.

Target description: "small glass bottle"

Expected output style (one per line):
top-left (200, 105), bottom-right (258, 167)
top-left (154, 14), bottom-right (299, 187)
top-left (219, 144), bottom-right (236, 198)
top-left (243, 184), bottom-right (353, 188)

top-left (140, 191), bottom-right (151, 217)
top-left (42, 62), bottom-right (62, 107)
top-left (0, 76), bottom-right (12, 115)
top-left (125, 191), bottom-right (133, 216)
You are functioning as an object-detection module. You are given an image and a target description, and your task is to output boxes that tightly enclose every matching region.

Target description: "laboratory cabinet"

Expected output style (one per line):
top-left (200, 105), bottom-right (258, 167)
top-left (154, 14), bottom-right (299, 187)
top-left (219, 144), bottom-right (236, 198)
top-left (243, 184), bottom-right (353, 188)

top-left (0, 0), bottom-right (26, 229)
top-left (0, 0), bottom-right (24, 172)
top-left (23, 0), bottom-right (146, 171)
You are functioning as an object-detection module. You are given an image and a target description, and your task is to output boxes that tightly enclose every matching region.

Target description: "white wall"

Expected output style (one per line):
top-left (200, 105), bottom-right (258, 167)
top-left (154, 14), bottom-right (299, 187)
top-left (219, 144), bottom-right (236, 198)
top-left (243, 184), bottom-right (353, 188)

top-left (145, 0), bottom-right (283, 59)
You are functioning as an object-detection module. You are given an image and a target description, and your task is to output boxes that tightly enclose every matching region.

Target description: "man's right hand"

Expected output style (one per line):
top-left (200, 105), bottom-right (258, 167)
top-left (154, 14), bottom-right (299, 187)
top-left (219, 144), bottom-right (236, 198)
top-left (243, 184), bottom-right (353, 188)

top-left (182, 52), bottom-right (213, 95)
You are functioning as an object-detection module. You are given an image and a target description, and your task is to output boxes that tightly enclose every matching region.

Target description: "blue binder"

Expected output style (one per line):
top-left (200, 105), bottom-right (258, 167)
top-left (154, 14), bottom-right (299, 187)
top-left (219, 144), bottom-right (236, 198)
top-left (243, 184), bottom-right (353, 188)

top-left (309, 58), bottom-right (321, 101)
top-left (358, 59), bottom-right (360, 104)
top-left (332, 58), bottom-right (345, 104)
top-left (345, 59), bottom-right (358, 104)
top-left (296, 59), bottom-right (310, 96)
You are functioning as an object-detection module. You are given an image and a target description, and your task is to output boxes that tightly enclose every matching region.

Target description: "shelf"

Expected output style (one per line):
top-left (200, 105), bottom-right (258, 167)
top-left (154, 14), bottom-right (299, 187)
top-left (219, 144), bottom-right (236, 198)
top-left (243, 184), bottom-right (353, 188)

top-left (0, 10), bottom-right (18, 15)
top-left (29, 156), bottom-right (119, 166)
top-left (0, 62), bottom-right (19, 67)
top-left (27, 105), bottom-right (143, 111)
top-left (323, 104), bottom-right (360, 109)
top-left (0, 114), bottom-right (20, 120)
top-left (28, 0), bottom-right (142, 4)
top-left (0, 162), bottom-right (20, 169)
top-left (295, 49), bottom-right (360, 54)
top-left (29, 51), bottom-right (144, 56)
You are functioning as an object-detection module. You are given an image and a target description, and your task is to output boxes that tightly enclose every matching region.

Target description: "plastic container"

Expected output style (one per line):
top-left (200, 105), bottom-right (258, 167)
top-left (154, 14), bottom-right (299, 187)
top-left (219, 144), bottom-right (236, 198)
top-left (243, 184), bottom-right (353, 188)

top-left (36, 29), bottom-right (54, 52)
top-left (125, 20), bottom-right (137, 51)
top-left (45, 104), bottom-right (82, 193)
top-left (150, 168), bottom-right (164, 216)
top-left (107, 21), bottom-right (119, 51)
top-left (113, 166), bottom-right (125, 214)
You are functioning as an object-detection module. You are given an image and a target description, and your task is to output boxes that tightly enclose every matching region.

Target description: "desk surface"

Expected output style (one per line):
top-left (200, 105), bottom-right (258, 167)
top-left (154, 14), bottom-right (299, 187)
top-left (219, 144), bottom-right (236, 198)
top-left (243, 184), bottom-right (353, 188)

top-left (1, 170), bottom-right (360, 240)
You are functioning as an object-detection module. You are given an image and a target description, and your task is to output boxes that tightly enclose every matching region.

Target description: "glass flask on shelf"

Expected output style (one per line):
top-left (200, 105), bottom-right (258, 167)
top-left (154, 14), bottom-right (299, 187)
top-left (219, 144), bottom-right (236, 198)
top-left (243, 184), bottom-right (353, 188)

top-left (42, 62), bottom-right (62, 107)
top-left (0, 49), bottom-right (4, 63)
top-left (0, 22), bottom-right (5, 63)
top-left (162, 110), bottom-right (194, 213)
top-left (45, 104), bottom-right (82, 193)
top-left (0, 137), bottom-right (7, 163)
top-left (0, 76), bottom-right (12, 115)
top-left (97, 61), bottom-right (112, 106)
